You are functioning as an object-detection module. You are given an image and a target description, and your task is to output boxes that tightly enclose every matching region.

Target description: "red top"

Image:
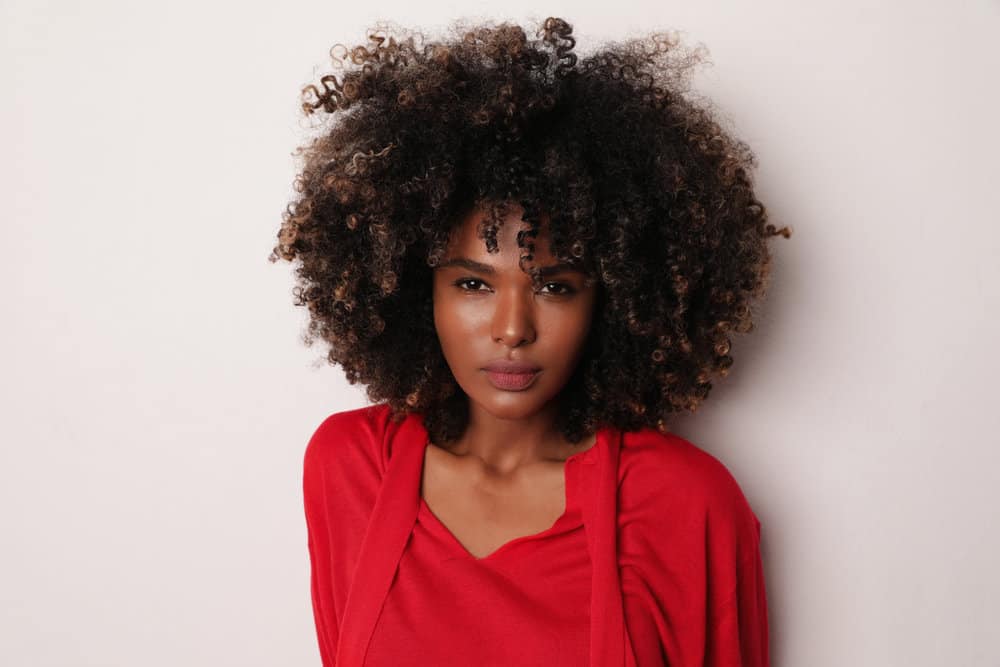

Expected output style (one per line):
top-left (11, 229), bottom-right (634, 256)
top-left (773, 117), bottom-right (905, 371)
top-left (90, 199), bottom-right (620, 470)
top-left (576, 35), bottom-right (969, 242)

top-left (303, 404), bottom-right (769, 666)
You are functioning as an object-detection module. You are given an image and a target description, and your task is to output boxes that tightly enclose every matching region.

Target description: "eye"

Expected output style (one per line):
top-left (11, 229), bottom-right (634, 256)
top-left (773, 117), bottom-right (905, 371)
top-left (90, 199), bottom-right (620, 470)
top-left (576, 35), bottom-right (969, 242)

top-left (540, 282), bottom-right (577, 296)
top-left (454, 278), bottom-right (490, 292)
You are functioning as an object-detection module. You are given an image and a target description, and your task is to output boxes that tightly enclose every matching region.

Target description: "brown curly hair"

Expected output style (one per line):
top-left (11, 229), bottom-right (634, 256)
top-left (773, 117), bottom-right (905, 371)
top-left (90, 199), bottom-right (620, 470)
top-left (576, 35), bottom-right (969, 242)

top-left (268, 16), bottom-right (791, 446)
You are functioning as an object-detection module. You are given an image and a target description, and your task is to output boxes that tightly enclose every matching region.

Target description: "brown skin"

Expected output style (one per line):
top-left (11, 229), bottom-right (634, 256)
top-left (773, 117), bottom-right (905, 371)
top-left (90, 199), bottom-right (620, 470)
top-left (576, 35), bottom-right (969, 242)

top-left (421, 202), bottom-right (598, 558)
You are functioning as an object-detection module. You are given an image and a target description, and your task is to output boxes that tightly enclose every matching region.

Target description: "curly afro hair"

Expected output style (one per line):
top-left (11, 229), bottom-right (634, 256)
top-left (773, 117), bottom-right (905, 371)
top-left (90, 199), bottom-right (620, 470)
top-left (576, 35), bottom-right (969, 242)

top-left (269, 16), bottom-right (791, 446)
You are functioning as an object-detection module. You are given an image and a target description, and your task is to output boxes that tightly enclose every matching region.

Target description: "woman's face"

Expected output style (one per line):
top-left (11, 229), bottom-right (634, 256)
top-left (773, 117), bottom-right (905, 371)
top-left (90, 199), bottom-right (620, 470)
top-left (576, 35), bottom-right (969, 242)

top-left (432, 203), bottom-right (597, 421)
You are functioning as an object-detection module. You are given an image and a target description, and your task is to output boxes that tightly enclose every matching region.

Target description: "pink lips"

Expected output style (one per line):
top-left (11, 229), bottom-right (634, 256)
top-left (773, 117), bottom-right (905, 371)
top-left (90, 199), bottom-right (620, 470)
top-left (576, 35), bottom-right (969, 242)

top-left (483, 361), bottom-right (541, 391)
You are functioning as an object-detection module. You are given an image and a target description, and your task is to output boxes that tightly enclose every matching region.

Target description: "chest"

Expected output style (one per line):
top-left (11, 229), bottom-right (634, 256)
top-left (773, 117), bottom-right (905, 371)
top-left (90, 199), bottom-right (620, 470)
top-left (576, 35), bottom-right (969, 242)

top-left (419, 446), bottom-right (569, 560)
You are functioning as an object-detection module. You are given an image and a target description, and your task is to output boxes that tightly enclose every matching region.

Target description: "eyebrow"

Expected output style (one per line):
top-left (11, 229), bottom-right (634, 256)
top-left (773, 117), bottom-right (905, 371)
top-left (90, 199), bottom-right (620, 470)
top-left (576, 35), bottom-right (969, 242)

top-left (435, 257), bottom-right (583, 278)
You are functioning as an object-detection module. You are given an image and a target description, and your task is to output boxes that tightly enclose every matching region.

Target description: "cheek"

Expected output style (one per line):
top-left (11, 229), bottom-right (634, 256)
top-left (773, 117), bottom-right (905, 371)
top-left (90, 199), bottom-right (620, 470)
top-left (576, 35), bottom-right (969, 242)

top-left (431, 283), bottom-right (451, 333)
top-left (562, 291), bottom-right (597, 334)
top-left (540, 305), bottom-right (596, 360)
top-left (432, 301), bottom-right (451, 346)
top-left (565, 300), bottom-right (598, 359)
top-left (432, 291), bottom-right (479, 348)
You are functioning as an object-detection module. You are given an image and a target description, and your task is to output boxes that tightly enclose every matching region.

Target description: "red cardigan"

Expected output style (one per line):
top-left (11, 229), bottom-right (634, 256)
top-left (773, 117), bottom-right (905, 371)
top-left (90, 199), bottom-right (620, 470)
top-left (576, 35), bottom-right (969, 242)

top-left (303, 404), bottom-right (769, 666)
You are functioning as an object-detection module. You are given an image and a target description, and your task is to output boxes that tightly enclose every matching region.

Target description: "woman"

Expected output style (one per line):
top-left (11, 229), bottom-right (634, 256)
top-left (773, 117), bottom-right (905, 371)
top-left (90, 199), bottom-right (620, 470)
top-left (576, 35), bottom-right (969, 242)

top-left (270, 16), bottom-right (790, 666)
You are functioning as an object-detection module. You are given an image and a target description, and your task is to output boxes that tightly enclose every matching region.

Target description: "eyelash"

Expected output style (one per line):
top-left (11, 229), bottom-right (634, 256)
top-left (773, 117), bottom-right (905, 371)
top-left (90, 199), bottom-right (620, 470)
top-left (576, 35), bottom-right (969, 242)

top-left (453, 278), bottom-right (577, 296)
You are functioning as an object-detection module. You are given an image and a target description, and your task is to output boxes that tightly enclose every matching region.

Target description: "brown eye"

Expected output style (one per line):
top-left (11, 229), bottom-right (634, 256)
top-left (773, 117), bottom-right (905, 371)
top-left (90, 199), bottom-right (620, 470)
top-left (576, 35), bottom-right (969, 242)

top-left (541, 282), bottom-right (576, 296)
top-left (454, 278), bottom-right (489, 292)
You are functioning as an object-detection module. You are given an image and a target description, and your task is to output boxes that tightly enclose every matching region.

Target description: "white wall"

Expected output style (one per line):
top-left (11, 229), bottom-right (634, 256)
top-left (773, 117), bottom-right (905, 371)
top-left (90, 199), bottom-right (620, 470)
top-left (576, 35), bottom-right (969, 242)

top-left (2, 1), bottom-right (998, 665)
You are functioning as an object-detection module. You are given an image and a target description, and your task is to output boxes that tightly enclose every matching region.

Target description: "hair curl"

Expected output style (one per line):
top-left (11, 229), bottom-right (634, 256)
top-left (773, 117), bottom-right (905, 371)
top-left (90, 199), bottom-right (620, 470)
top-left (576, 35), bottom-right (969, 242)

top-left (269, 16), bottom-right (791, 446)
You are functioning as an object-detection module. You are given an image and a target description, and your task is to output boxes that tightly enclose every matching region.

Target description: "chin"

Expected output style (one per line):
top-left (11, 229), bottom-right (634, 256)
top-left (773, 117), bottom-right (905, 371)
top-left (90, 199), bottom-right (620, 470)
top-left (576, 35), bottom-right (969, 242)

top-left (472, 386), bottom-right (558, 420)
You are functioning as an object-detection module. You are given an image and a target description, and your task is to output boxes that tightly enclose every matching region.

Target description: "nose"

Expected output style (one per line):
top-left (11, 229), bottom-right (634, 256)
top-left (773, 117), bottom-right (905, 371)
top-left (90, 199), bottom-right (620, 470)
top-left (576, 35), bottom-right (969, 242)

top-left (491, 287), bottom-right (536, 348)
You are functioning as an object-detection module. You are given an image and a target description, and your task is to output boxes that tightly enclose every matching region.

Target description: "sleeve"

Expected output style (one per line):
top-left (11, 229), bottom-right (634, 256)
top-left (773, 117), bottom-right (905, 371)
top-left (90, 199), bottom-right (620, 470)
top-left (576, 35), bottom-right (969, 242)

top-left (616, 433), bottom-right (771, 667)
top-left (704, 516), bottom-right (770, 667)
top-left (303, 424), bottom-right (339, 666)
top-left (301, 405), bottom-right (390, 667)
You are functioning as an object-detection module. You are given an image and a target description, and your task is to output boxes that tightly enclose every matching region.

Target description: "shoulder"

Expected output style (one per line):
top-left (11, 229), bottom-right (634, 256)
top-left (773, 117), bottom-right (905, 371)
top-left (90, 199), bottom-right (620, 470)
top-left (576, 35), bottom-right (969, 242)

top-left (301, 404), bottom-right (406, 589)
top-left (617, 427), bottom-right (761, 549)
top-left (618, 428), bottom-right (752, 507)
top-left (302, 402), bottom-right (397, 487)
top-left (614, 429), bottom-right (768, 648)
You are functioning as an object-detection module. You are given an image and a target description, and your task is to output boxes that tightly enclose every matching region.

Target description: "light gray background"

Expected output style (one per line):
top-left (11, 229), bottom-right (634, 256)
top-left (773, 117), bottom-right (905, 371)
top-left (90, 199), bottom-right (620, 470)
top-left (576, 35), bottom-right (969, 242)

top-left (3, 1), bottom-right (998, 665)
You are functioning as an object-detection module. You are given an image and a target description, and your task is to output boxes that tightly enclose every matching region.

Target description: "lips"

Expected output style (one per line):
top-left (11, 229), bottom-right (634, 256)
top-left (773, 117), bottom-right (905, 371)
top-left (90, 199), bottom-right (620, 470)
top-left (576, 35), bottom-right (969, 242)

top-left (483, 361), bottom-right (541, 374)
top-left (482, 360), bottom-right (542, 391)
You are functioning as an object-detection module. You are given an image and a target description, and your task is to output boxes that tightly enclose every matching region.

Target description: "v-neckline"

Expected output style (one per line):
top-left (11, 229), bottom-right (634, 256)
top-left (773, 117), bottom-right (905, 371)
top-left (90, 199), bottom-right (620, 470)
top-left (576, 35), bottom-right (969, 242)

top-left (332, 407), bottom-right (628, 667)
top-left (415, 426), bottom-right (603, 562)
